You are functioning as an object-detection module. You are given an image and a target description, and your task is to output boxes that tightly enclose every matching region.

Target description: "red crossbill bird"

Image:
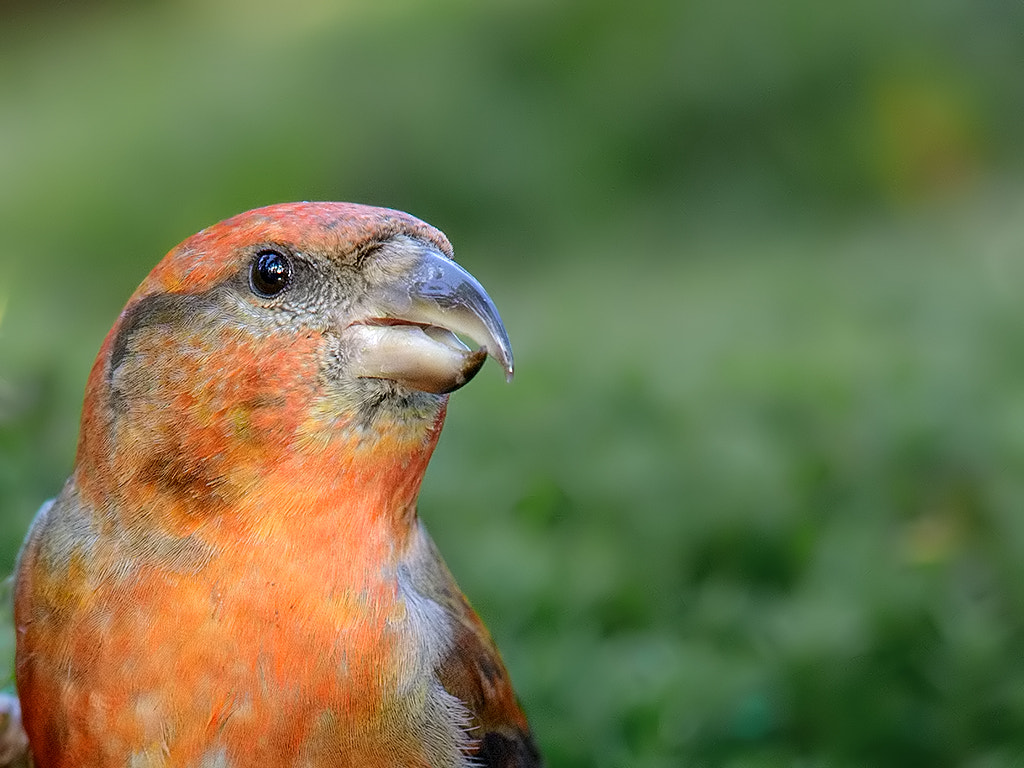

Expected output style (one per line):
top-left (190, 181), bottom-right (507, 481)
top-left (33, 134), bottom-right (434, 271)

top-left (13, 203), bottom-right (540, 767)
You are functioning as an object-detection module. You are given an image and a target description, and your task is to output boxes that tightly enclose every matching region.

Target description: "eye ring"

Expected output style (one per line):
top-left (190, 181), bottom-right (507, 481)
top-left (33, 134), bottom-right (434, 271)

top-left (250, 249), bottom-right (292, 298)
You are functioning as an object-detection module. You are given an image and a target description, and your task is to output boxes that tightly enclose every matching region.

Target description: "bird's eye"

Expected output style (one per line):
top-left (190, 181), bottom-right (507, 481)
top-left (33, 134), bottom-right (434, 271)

top-left (250, 250), bottom-right (292, 298)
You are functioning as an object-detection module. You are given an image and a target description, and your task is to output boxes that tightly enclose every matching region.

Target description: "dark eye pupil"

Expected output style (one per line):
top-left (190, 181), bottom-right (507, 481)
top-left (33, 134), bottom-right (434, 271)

top-left (250, 250), bottom-right (291, 297)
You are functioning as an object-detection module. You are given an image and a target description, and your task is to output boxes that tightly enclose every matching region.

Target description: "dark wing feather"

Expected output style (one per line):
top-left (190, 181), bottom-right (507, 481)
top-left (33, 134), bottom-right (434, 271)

top-left (409, 524), bottom-right (542, 767)
top-left (437, 603), bottom-right (541, 767)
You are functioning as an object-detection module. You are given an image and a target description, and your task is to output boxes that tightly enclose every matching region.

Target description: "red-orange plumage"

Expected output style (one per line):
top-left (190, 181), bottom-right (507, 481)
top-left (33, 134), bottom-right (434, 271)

top-left (14, 203), bottom-right (539, 767)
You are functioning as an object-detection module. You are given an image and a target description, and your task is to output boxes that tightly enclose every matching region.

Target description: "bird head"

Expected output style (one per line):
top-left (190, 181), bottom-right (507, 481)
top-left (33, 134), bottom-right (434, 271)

top-left (73, 202), bottom-right (512, 532)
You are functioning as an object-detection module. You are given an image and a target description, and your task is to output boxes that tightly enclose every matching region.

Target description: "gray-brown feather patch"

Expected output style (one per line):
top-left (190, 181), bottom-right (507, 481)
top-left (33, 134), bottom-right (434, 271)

top-left (108, 292), bottom-right (218, 385)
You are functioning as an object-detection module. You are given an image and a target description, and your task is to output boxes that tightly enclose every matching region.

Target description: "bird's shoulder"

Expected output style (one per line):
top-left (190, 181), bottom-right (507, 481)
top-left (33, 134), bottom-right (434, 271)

top-left (436, 601), bottom-right (542, 768)
top-left (405, 522), bottom-right (542, 768)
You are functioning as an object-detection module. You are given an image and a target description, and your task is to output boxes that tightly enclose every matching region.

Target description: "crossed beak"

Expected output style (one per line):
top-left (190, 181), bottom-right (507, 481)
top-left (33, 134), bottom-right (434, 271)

top-left (347, 246), bottom-right (514, 394)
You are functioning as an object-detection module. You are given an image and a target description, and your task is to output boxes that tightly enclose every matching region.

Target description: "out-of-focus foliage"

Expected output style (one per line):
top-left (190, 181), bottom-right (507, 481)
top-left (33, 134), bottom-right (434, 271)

top-left (3, 1), bottom-right (1024, 765)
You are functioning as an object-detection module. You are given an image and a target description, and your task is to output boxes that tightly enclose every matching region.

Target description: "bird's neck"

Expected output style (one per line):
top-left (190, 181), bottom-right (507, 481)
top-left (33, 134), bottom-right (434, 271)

top-left (245, 407), bottom-right (449, 551)
top-left (74, 343), bottom-right (449, 564)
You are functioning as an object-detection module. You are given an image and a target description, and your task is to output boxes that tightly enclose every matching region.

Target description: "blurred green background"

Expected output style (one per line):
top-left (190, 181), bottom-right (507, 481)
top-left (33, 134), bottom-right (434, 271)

top-left (3, 1), bottom-right (1024, 765)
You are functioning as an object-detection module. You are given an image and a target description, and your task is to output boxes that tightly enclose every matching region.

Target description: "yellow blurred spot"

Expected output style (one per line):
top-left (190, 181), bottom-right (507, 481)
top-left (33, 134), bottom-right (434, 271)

top-left (904, 513), bottom-right (962, 565)
top-left (868, 66), bottom-right (982, 202)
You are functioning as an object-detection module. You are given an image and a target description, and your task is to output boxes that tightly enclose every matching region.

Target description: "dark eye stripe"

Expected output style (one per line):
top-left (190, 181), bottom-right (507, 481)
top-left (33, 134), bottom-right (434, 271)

top-left (108, 292), bottom-right (215, 383)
